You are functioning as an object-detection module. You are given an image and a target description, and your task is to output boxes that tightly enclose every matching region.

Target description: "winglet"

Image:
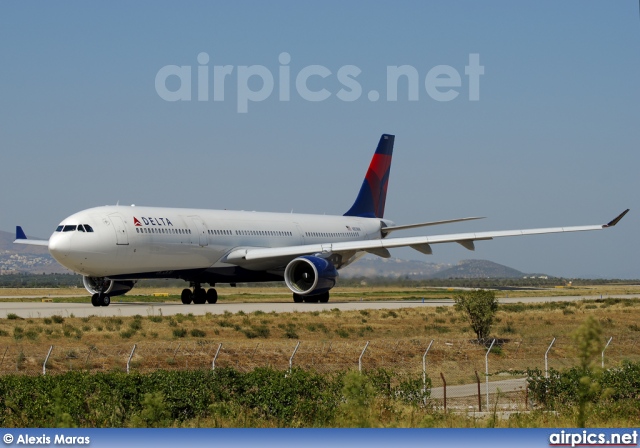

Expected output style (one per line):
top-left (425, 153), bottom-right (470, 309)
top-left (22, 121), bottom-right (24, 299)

top-left (16, 226), bottom-right (27, 240)
top-left (603, 209), bottom-right (629, 228)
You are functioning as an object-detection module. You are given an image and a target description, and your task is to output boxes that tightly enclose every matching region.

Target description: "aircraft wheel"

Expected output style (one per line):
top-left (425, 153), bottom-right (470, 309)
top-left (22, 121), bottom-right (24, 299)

top-left (318, 292), bottom-right (330, 303)
top-left (193, 288), bottom-right (207, 304)
top-left (292, 293), bottom-right (303, 303)
top-left (91, 293), bottom-right (100, 307)
top-left (304, 296), bottom-right (320, 303)
top-left (101, 295), bottom-right (111, 307)
top-left (206, 288), bottom-right (218, 304)
top-left (181, 288), bottom-right (193, 304)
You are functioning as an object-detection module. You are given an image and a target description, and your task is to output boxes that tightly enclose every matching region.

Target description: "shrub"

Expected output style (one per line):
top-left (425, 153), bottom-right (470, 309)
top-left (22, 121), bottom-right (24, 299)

top-left (172, 328), bottom-right (187, 338)
top-left (454, 289), bottom-right (498, 340)
top-left (120, 330), bottom-right (135, 339)
top-left (190, 329), bottom-right (206, 338)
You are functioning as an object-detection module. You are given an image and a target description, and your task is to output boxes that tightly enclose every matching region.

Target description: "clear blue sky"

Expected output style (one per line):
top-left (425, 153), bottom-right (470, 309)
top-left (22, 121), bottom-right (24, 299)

top-left (1, 1), bottom-right (638, 278)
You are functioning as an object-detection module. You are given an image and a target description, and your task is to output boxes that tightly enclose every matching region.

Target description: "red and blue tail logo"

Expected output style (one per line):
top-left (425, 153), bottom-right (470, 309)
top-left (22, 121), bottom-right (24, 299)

top-left (344, 134), bottom-right (395, 219)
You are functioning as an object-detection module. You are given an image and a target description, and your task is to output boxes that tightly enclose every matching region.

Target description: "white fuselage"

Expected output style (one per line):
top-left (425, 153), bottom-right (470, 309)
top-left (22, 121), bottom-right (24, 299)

top-left (48, 205), bottom-right (387, 279)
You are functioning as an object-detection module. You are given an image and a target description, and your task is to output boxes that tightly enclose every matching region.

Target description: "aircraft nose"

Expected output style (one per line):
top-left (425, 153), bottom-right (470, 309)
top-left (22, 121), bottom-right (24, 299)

top-left (48, 233), bottom-right (70, 262)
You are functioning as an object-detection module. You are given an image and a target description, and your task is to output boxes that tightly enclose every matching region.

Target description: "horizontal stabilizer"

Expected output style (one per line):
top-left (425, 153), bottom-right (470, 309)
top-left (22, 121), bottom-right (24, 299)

top-left (381, 217), bottom-right (485, 235)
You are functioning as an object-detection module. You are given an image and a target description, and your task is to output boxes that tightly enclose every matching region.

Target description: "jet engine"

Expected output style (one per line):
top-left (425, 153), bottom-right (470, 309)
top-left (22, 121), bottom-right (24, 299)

top-left (82, 276), bottom-right (136, 297)
top-left (284, 255), bottom-right (337, 296)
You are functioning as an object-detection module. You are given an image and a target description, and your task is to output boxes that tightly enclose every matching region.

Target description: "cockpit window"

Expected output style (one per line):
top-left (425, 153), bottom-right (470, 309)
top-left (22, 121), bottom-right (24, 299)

top-left (55, 225), bottom-right (63, 232)
top-left (77, 225), bottom-right (85, 232)
top-left (62, 225), bottom-right (77, 232)
top-left (84, 224), bottom-right (94, 232)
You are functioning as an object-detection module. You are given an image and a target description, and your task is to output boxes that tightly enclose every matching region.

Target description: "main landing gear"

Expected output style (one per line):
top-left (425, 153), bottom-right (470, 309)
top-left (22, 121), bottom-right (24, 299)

top-left (292, 292), bottom-right (330, 303)
top-left (91, 293), bottom-right (111, 307)
top-left (181, 283), bottom-right (218, 305)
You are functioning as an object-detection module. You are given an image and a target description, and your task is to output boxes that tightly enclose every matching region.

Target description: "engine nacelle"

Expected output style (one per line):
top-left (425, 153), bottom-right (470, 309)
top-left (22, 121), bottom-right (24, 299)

top-left (284, 256), bottom-right (337, 296)
top-left (82, 276), bottom-right (136, 297)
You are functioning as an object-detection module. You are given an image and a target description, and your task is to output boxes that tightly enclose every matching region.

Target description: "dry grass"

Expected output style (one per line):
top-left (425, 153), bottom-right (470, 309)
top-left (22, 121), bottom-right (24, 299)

top-left (1, 287), bottom-right (639, 380)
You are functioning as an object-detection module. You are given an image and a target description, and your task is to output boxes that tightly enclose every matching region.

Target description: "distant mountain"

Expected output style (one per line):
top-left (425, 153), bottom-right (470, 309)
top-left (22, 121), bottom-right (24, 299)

top-left (430, 259), bottom-right (527, 279)
top-left (340, 256), bottom-right (450, 279)
top-left (340, 256), bottom-right (548, 279)
top-left (0, 230), bottom-right (72, 274)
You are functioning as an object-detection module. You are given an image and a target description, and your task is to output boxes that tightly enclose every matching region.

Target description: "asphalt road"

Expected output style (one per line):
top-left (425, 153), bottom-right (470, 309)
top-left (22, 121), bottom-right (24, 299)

top-left (430, 377), bottom-right (527, 399)
top-left (1, 294), bottom-right (639, 319)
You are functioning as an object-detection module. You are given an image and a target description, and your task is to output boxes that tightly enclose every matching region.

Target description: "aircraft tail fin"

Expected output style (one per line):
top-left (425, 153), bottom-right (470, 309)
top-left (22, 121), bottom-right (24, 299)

top-left (344, 134), bottom-right (395, 219)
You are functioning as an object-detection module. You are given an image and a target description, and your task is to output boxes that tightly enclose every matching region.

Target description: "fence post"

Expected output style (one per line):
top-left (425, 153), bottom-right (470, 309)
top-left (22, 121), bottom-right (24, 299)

top-left (0, 346), bottom-right (8, 369)
top-left (545, 337), bottom-right (556, 378)
top-left (171, 343), bottom-right (181, 365)
top-left (84, 346), bottom-right (96, 370)
top-left (289, 341), bottom-right (300, 373)
top-left (212, 343), bottom-right (222, 371)
top-left (440, 372), bottom-right (447, 413)
top-left (602, 337), bottom-right (613, 369)
top-left (358, 341), bottom-right (370, 372)
top-left (485, 339), bottom-right (495, 410)
top-left (127, 344), bottom-right (136, 374)
top-left (43, 346), bottom-right (53, 375)
top-left (422, 340), bottom-right (434, 405)
top-left (475, 370), bottom-right (482, 412)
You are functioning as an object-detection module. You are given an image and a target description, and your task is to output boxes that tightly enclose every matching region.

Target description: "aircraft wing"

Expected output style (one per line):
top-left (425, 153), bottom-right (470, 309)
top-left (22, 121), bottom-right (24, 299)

top-left (224, 209), bottom-right (629, 267)
top-left (13, 226), bottom-right (49, 246)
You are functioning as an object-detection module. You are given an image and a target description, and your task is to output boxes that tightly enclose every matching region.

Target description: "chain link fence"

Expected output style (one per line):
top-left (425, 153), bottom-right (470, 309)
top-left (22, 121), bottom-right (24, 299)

top-left (2, 336), bottom-right (639, 410)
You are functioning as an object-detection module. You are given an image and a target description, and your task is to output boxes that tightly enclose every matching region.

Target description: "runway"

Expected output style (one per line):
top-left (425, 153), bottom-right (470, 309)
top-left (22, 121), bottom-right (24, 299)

top-left (2, 294), bottom-right (639, 319)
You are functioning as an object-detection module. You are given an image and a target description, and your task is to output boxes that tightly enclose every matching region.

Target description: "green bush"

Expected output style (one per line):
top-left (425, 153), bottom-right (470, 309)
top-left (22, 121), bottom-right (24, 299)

top-left (190, 329), bottom-right (206, 338)
top-left (454, 289), bottom-right (498, 339)
top-left (172, 328), bottom-right (187, 338)
top-left (0, 367), bottom-right (429, 428)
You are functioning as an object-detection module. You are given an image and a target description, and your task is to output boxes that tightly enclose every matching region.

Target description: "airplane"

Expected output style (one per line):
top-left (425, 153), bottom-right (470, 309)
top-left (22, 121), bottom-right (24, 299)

top-left (14, 134), bottom-right (628, 307)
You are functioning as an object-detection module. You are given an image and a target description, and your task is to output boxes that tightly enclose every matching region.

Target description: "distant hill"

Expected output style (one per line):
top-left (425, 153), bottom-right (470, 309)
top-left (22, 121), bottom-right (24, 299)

top-left (0, 230), bottom-right (72, 274)
top-left (339, 256), bottom-right (450, 279)
top-left (431, 259), bottom-right (526, 279)
top-left (340, 256), bottom-right (549, 279)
